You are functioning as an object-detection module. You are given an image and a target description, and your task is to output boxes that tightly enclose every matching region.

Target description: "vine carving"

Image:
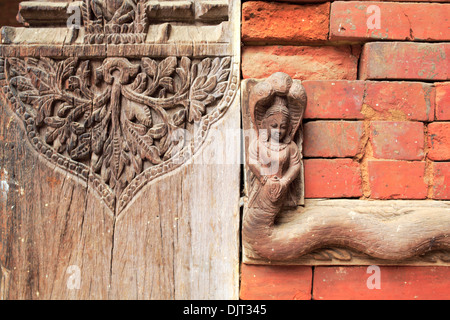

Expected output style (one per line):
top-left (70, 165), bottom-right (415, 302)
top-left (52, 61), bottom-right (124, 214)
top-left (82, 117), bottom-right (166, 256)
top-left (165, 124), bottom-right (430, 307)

top-left (3, 55), bottom-right (235, 212)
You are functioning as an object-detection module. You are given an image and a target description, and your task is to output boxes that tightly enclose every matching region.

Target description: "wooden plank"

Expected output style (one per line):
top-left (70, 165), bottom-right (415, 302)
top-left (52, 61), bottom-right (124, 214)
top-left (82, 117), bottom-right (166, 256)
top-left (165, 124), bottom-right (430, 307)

top-left (0, 100), bottom-right (114, 299)
top-left (110, 100), bottom-right (241, 300)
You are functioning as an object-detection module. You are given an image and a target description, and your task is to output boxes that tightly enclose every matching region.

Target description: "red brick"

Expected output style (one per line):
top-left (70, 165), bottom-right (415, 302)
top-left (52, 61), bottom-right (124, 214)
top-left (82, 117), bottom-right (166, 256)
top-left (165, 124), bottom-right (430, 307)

top-left (432, 162), bottom-right (450, 200)
top-left (436, 82), bottom-right (450, 120)
top-left (242, 46), bottom-right (359, 80)
top-left (242, 1), bottom-right (330, 44)
top-left (364, 82), bottom-right (435, 121)
top-left (303, 80), bottom-right (365, 119)
top-left (314, 266), bottom-right (450, 300)
top-left (304, 121), bottom-right (365, 158)
top-left (359, 42), bottom-right (450, 81)
top-left (304, 159), bottom-right (362, 198)
top-left (240, 264), bottom-right (312, 300)
top-left (428, 122), bottom-right (450, 161)
top-left (370, 121), bottom-right (425, 160)
top-left (368, 160), bottom-right (427, 199)
top-left (330, 2), bottom-right (450, 41)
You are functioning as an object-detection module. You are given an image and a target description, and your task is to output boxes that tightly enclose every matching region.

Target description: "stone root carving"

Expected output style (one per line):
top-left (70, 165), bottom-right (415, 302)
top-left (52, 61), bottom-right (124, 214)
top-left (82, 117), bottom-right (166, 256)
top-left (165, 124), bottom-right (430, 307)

top-left (243, 199), bottom-right (450, 262)
top-left (2, 55), bottom-right (236, 213)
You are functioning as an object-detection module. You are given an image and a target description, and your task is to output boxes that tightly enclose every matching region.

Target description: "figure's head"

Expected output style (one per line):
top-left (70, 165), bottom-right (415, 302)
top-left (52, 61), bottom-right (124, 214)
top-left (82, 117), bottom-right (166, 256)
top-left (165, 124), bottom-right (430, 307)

top-left (262, 96), bottom-right (291, 143)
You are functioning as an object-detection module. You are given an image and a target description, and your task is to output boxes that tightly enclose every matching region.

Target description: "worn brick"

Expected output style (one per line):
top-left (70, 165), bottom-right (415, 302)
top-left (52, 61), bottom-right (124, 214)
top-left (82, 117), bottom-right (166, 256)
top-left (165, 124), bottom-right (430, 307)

top-left (428, 122), bottom-right (450, 161)
top-left (436, 82), bottom-right (450, 120)
top-left (359, 42), bottom-right (450, 81)
top-left (432, 162), bottom-right (450, 200)
top-left (240, 264), bottom-right (312, 300)
top-left (314, 266), bottom-right (450, 300)
top-left (370, 121), bottom-right (425, 160)
top-left (303, 80), bottom-right (365, 119)
top-left (242, 1), bottom-right (330, 44)
top-left (364, 82), bottom-right (435, 121)
top-left (304, 121), bottom-right (365, 158)
top-left (304, 159), bottom-right (362, 198)
top-left (330, 2), bottom-right (450, 41)
top-left (368, 160), bottom-right (427, 199)
top-left (242, 46), bottom-right (359, 80)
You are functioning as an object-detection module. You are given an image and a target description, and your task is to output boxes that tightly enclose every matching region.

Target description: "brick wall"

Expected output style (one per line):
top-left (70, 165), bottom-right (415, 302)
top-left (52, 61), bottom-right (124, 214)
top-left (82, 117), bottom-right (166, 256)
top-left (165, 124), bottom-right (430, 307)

top-left (241, 0), bottom-right (450, 300)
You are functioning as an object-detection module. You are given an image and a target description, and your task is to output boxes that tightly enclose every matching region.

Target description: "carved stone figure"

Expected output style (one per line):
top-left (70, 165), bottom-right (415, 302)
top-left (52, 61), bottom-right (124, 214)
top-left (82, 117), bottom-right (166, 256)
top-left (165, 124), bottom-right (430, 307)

top-left (242, 73), bottom-right (450, 264)
top-left (243, 72), bottom-right (307, 260)
top-left (246, 72), bottom-right (305, 211)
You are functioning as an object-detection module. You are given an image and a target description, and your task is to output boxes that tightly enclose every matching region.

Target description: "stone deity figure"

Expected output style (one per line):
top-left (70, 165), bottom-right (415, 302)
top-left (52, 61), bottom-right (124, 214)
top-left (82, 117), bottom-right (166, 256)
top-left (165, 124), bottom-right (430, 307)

top-left (246, 72), bottom-right (306, 213)
top-left (243, 72), bottom-right (307, 260)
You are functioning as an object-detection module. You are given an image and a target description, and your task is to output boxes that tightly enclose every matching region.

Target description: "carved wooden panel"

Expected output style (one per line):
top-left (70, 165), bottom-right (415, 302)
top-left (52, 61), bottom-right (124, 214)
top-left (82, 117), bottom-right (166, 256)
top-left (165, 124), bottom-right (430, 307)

top-left (1, 0), bottom-right (240, 299)
top-left (242, 75), bottom-right (450, 266)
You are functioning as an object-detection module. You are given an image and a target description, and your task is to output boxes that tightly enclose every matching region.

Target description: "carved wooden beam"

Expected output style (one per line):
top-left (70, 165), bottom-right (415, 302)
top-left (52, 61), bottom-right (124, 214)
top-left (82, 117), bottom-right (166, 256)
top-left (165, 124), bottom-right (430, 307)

top-left (17, 1), bottom-right (83, 27)
top-left (16, 0), bottom-right (229, 27)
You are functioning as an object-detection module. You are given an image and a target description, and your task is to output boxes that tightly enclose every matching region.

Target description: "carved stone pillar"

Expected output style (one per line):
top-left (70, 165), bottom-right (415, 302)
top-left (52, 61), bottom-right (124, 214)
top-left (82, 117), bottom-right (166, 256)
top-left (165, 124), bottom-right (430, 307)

top-left (1, 0), bottom-right (240, 299)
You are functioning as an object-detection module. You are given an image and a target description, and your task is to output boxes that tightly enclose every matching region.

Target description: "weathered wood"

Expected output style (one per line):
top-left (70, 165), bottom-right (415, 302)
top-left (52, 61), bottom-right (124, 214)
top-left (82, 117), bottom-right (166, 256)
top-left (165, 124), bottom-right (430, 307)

top-left (1, 0), bottom-right (241, 300)
top-left (243, 199), bottom-right (450, 266)
top-left (110, 108), bottom-right (241, 299)
top-left (1, 99), bottom-right (114, 299)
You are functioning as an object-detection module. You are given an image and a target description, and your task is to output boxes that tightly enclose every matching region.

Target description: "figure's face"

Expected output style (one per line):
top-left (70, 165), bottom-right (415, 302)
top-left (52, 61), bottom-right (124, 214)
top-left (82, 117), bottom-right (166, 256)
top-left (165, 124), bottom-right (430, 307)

top-left (265, 113), bottom-right (289, 143)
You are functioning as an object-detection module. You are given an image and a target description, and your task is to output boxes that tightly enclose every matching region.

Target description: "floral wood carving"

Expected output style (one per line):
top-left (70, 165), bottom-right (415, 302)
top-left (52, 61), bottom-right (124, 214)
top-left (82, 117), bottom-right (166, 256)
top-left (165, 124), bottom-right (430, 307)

top-left (2, 55), bottom-right (236, 213)
top-left (83, 0), bottom-right (148, 44)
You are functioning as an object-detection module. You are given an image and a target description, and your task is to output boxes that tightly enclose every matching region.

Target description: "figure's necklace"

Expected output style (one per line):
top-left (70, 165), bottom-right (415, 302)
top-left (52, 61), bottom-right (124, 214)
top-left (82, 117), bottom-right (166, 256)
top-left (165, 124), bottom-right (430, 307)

top-left (263, 141), bottom-right (288, 152)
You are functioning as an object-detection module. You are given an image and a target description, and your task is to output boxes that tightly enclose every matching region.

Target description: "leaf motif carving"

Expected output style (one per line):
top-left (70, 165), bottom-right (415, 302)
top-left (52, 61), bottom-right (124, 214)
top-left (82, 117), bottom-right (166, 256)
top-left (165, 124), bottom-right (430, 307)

top-left (148, 123), bottom-right (168, 140)
top-left (4, 55), bottom-right (234, 211)
top-left (172, 109), bottom-right (186, 127)
top-left (158, 56), bottom-right (177, 79)
top-left (142, 58), bottom-right (158, 78)
top-left (188, 57), bottom-right (231, 122)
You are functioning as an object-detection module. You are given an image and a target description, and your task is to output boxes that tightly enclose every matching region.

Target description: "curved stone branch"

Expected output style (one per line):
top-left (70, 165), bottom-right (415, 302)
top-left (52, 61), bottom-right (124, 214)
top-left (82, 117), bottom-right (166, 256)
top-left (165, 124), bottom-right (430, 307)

top-left (243, 200), bottom-right (450, 262)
